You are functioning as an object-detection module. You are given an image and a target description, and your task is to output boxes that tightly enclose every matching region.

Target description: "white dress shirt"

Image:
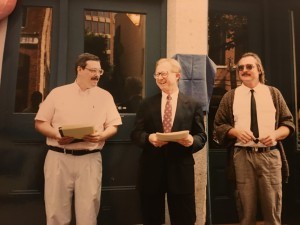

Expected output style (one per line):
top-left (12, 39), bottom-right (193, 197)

top-left (233, 83), bottom-right (276, 147)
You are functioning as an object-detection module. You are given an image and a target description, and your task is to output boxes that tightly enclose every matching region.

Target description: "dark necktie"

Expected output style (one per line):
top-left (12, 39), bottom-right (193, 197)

top-left (163, 95), bottom-right (172, 133)
top-left (250, 89), bottom-right (259, 143)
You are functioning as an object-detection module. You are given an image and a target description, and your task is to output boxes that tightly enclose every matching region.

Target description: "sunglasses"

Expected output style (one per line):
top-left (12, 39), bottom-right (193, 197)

top-left (237, 64), bottom-right (255, 71)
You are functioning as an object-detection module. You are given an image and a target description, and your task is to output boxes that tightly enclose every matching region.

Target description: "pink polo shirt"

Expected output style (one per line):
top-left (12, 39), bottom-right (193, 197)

top-left (35, 82), bottom-right (122, 150)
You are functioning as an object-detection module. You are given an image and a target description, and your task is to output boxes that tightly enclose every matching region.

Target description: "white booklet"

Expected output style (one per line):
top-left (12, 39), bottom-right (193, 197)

top-left (59, 125), bottom-right (95, 139)
top-left (156, 130), bottom-right (189, 142)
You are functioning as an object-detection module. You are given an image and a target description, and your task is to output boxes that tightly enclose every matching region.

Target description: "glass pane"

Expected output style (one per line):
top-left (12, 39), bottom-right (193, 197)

top-left (14, 6), bottom-right (52, 113)
top-left (208, 12), bottom-right (248, 66)
top-left (208, 12), bottom-right (249, 148)
top-left (84, 10), bottom-right (145, 113)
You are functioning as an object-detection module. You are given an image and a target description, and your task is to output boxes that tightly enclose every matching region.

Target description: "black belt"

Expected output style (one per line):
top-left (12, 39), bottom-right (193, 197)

top-left (48, 146), bottom-right (100, 156)
top-left (237, 146), bottom-right (277, 153)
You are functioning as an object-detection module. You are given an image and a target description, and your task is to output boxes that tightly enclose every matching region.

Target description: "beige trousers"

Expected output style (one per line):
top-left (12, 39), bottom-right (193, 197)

top-left (233, 147), bottom-right (282, 225)
top-left (44, 150), bottom-right (102, 225)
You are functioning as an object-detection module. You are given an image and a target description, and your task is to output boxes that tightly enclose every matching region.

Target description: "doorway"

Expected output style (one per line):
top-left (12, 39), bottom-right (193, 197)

top-left (0, 0), bottom-right (166, 224)
top-left (208, 0), bottom-right (300, 224)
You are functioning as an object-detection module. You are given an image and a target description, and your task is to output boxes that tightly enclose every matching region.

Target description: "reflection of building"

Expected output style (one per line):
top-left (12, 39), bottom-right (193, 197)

top-left (85, 10), bottom-right (145, 77)
top-left (84, 11), bottom-right (115, 64)
top-left (84, 11), bottom-right (145, 81)
top-left (114, 13), bottom-right (145, 81)
top-left (16, 7), bottom-right (51, 112)
top-left (84, 10), bottom-right (145, 107)
top-left (214, 65), bottom-right (242, 91)
top-left (209, 13), bottom-right (248, 66)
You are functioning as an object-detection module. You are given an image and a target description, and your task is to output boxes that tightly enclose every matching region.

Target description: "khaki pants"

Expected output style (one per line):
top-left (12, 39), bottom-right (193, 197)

top-left (44, 150), bottom-right (102, 225)
top-left (233, 147), bottom-right (282, 225)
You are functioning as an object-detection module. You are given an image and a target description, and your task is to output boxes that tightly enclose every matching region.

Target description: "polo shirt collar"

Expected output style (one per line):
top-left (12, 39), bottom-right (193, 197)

top-left (73, 80), bottom-right (93, 94)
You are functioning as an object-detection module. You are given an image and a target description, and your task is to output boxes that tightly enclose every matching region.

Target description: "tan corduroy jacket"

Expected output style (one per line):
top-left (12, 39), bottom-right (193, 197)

top-left (214, 85), bottom-right (295, 183)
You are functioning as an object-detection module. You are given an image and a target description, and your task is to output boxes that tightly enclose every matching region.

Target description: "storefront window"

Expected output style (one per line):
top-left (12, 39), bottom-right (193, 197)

top-left (14, 6), bottom-right (52, 113)
top-left (208, 12), bottom-right (248, 148)
top-left (84, 10), bottom-right (146, 113)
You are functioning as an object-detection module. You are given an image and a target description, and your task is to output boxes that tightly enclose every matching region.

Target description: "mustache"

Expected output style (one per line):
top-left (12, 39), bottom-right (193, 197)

top-left (91, 76), bottom-right (100, 81)
top-left (241, 72), bottom-right (250, 76)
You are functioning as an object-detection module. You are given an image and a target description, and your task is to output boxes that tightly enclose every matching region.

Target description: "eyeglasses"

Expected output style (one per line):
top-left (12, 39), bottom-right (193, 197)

top-left (85, 67), bottom-right (104, 75)
top-left (237, 64), bottom-right (255, 72)
top-left (153, 71), bottom-right (169, 79)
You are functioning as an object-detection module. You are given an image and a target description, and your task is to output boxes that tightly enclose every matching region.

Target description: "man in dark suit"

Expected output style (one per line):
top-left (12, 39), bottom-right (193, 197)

top-left (131, 58), bottom-right (207, 225)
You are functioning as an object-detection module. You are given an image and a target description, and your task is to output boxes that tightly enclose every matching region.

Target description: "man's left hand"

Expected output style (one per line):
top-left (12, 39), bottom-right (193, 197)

top-left (176, 134), bottom-right (194, 147)
top-left (83, 131), bottom-right (105, 143)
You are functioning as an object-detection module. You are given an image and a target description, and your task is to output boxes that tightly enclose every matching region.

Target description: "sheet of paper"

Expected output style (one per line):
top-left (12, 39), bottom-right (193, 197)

top-left (156, 130), bottom-right (189, 142)
top-left (59, 125), bottom-right (95, 139)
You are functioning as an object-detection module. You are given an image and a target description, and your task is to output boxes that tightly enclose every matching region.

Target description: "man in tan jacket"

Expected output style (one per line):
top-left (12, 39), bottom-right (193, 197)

top-left (214, 52), bottom-right (294, 225)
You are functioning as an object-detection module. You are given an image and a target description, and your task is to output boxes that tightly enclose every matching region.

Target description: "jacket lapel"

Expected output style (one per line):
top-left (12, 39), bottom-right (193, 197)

top-left (171, 92), bottom-right (186, 132)
top-left (152, 93), bottom-right (164, 132)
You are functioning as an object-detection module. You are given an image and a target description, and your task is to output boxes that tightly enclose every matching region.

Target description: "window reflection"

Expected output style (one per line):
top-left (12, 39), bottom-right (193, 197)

top-left (84, 10), bottom-right (146, 113)
top-left (208, 12), bottom-right (248, 148)
top-left (15, 6), bottom-right (52, 113)
top-left (208, 13), bottom-right (248, 65)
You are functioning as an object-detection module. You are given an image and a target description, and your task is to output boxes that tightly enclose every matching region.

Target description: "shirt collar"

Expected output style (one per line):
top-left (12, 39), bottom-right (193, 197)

top-left (240, 82), bottom-right (263, 94)
top-left (162, 89), bottom-right (179, 99)
top-left (72, 80), bottom-right (93, 94)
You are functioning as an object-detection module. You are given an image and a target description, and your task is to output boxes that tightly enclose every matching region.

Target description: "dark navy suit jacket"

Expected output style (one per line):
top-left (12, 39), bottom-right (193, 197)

top-left (131, 92), bottom-right (207, 194)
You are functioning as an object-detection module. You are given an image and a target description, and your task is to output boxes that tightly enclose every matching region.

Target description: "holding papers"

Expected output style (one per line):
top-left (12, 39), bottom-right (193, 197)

top-left (59, 125), bottom-right (95, 139)
top-left (156, 130), bottom-right (189, 142)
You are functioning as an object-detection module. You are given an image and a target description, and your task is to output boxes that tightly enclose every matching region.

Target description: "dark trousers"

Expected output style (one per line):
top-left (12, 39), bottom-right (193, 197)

top-left (141, 192), bottom-right (196, 225)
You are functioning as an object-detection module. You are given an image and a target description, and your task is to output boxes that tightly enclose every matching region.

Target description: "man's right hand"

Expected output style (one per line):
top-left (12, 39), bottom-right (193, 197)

top-left (149, 133), bottom-right (168, 148)
top-left (57, 136), bottom-right (75, 145)
top-left (228, 128), bottom-right (254, 144)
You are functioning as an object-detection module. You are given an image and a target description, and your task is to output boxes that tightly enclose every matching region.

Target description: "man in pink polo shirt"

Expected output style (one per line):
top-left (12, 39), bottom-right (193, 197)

top-left (35, 53), bottom-right (122, 225)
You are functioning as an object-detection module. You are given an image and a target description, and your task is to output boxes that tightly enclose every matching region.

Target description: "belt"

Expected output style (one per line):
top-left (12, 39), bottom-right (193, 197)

top-left (238, 146), bottom-right (278, 153)
top-left (48, 146), bottom-right (100, 156)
